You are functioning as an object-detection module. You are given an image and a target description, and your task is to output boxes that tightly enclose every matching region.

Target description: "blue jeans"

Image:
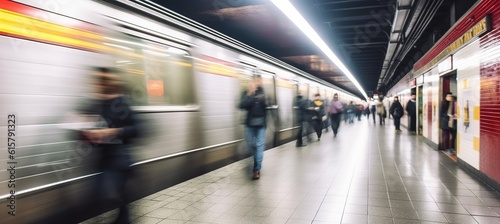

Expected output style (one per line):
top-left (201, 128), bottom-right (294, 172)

top-left (348, 113), bottom-right (355, 123)
top-left (245, 126), bottom-right (266, 172)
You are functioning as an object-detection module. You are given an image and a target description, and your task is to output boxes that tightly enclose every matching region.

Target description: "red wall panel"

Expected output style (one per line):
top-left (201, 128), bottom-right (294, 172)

top-left (479, 1), bottom-right (500, 183)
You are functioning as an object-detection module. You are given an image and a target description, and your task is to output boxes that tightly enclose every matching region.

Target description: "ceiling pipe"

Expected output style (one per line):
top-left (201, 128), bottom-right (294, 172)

top-left (383, 0), bottom-right (444, 89)
top-left (378, 0), bottom-right (445, 90)
top-left (397, 0), bottom-right (444, 64)
top-left (377, 0), bottom-right (414, 90)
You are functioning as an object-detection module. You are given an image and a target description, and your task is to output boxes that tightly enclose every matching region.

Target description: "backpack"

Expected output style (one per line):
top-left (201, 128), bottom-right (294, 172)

top-left (394, 107), bottom-right (402, 118)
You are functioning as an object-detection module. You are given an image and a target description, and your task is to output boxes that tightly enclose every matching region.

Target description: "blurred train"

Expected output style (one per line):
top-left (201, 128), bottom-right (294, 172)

top-left (0, 0), bottom-right (360, 222)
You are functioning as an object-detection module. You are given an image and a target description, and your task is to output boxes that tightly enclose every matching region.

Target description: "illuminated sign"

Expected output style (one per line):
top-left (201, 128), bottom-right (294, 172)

top-left (438, 56), bottom-right (452, 74)
top-left (415, 15), bottom-right (491, 75)
top-left (147, 80), bottom-right (164, 96)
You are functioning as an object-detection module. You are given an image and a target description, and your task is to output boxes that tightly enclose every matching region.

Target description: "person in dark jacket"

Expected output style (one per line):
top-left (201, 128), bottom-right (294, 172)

top-left (406, 92), bottom-right (417, 133)
top-left (80, 67), bottom-right (138, 224)
top-left (389, 96), bottom-right (404, 132)
top-left (311, 94), bottom-right (327, 141)
top-left (345, 101), bottom-right (356, 124)
top-left (440, 92), bottom-right (457, 154)
top-left (323, 97), bottom-right (331, 132)
top-left (239, 75), bottom-right (267, 180)
top-left (295, 95), bottom-right (310, 147)
top-left (370, 99), bottom-right (377, 124)
top-left (355, 104), bottom-right (363, 121)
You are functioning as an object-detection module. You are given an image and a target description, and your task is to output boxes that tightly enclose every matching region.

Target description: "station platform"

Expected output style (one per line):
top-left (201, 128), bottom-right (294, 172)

top-left (82, 118), bottom-right (500, 224)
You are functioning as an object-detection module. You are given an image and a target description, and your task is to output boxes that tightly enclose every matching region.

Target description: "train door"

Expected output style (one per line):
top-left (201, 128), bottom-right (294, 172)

top-left (299, 83), bottom-right (309, 100)
top-left (439, 72), bottom-right (458, 150)
top-left (321, 89), bottom-right (329, 131)
top-left (309, 87), bottom-right (320, 134)
top-left (291, 81), bottom-right (299, 128)
top-left (260, 70), bottom-right (279, 149)
top-left (237, 64), bottom-right (256, 141)
top-left (276, 77), bottom-right (297, 145)
top-left (298, 82), bottom-right (310, 136)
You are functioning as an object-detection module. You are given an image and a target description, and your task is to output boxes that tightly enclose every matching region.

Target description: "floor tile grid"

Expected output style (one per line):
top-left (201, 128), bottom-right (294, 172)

top-left (310, 134), bottom-right (368, 224)
top-left (409, 145), bottom-right (500, 224)
top-left (373, 127), bottom-right (418, 223)
top-left (81, 120), bottom-right (500, 224)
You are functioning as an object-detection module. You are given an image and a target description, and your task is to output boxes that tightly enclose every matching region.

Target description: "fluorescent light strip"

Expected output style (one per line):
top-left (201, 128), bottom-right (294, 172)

top-left (270, 0), bottom-right (369, 100)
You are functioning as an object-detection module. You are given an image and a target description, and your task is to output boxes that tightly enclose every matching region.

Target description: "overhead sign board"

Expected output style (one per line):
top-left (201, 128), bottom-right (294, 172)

top-left (415, 14), bottom-right (491, 75)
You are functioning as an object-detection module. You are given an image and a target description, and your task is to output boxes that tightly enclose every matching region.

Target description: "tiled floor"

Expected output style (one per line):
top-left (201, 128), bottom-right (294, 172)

top-left (82, 117), bottom-right (500, 224)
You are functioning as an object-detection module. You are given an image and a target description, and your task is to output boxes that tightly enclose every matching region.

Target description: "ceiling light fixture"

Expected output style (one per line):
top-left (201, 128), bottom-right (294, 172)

top-left (270, 0), bottom-right (368, 100)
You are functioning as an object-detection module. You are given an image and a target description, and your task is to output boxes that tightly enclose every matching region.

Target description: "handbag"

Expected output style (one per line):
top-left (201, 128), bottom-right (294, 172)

top-left (394, 108), bottom-right (402, 118)
top-left (248, 117), bottom-right (265, 127)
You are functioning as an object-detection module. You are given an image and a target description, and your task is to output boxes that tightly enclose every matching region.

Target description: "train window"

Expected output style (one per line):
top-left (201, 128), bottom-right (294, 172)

top-left (238, 66), bottom-right (255, 94)
top-left (142, 43), bottom-right (195, 106)
top-left (110, 34), bottom-right (196, 107)
top-left (292, 82), bottom-right (299, 127)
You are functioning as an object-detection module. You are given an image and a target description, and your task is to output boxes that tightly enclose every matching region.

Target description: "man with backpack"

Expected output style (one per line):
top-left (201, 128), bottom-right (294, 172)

top-left (239, 75), bottom-right (267, 180)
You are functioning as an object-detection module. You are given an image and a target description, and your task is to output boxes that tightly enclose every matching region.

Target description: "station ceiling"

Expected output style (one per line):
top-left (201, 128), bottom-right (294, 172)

top-left (150, 0), bottom-right (456, 99)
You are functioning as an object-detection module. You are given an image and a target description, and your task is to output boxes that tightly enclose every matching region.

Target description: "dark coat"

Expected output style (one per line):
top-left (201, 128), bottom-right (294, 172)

top-left (440, 100), bottom-right (456, 130)
top-left (239, 87), bottom-right (267, 127)
top-left (406, 100), bottom-right (416, 117)
top-left (389, 101), bottom-right (404, 118)
top-left (79, 96), bottom-right (138, 171)
top-left (310, 100), bottom-right (326, 120)
top-left (296, 96), bottom-right (309, 122)
top-left (346, 104), bottom-right (356, 114)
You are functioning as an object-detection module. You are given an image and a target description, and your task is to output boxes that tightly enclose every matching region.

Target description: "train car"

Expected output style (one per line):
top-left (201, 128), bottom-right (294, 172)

top-left (0, 0), bottom-right (360, 223)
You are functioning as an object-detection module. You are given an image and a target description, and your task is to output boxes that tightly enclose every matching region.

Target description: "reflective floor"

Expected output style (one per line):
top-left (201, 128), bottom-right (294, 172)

top-left (83, 117), bottom-right (500, 224)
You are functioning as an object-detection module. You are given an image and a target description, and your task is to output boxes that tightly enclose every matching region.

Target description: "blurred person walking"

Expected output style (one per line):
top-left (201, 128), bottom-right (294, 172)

top-left (239, 75), bottom-right (267, 180)
top-left (440, 93), bottom-right (457, 155)
top-left (295, 94), bottom-right (310, 147)
top-left (406, 92), bottom-right (417, 133)
top-left (79, 67), bottom-right (138, 224)
top-left (323, 96), bottom-right (331, 132)
top-left (346, 101), bottom-right (356, 124)
top-left (355, 103), bottom-right (363, 121)
top-left (342, 101), bottom-right (348, 123)
top-left (376, 98), bottom-right (386, 125)
top-left (384, 97), bottom-right (391, 119)
top-left (311, 94), bottom-right (327, 141)
top-left (370, 99), bottom-right (377, 124)
top-left (363, 100), bottom-right (370, 120)
top-left (328, 93), bottom-right (343, 137)
top-left (389, 96), bottom-right (404, 132)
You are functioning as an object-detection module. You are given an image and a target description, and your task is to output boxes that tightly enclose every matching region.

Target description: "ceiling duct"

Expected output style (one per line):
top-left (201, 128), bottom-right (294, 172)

top-left (378, 0), bottom-right (445, 91)
top-left (377, 0), bottom-right (413, 90)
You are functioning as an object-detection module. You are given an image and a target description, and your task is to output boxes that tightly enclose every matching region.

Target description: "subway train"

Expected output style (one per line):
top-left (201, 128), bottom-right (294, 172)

top-left (0, 0), bottom-right (361, 223)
